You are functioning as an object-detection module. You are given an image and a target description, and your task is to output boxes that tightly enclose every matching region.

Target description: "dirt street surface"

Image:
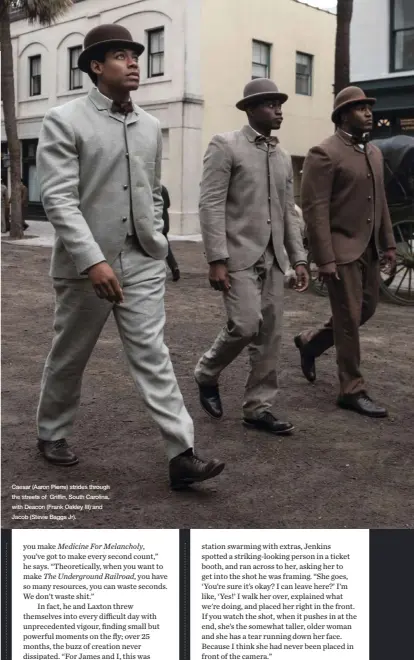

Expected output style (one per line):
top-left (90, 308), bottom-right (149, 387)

top-left (2, 241), bottom-right (413, 530)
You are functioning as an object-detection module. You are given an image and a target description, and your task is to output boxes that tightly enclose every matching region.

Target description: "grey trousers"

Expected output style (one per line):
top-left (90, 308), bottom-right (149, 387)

top-left (195, 246), bottom-right (285, 418)
top-left (37, 236), bottom-right (194, 461)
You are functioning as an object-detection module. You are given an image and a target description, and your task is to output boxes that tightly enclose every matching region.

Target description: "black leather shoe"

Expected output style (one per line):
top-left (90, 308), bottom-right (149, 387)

top-left (172, 268), bottom-right (180, 282)
top-left (243, 411), bottom-right (294, 435)
top-left (294, 335), bottom-right (316, 382)
top-left (37, 439), bottom-right (79, 466)
top-left (337, 392), bottom-right (388, 418)
top-left (195, 378), bottom-right (223, 419)
top-left (169, 450), bottom-right (225, 489)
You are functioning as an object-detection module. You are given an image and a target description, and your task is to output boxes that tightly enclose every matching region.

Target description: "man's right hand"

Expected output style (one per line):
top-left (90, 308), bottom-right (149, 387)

top-left (87, 262), bottom-right (124, 303)
top-left (209, 262), bottom-right (231, 292)
top-left (318, 262), bottom-right (340, 282)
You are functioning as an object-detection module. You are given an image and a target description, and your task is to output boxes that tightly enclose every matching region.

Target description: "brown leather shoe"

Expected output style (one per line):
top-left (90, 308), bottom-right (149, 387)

top-left (169, 450), bottom-right (225, 489)
top-left (294, 335), bottom-right (316, 382)
top-left (38, 439), bottom-right (79, 466)
top-left (337, 392), bottom-right (388, 418)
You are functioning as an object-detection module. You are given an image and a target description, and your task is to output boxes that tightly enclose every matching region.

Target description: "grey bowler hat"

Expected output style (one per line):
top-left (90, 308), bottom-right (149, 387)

top-left (236, 78), bottom-right (288, 110)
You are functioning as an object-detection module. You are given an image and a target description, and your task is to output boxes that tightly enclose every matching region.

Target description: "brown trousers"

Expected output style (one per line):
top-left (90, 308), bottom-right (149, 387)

top-left (300, 243), bottom-right (380, 395)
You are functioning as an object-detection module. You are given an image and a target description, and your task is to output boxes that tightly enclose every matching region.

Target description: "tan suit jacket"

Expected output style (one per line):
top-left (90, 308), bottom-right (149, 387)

top-left (199, 124), bottom-right (306, 273)
top-left (301, 130), bottom-right (396, 266)
top-left (36, 87), bottom-right (167, 279)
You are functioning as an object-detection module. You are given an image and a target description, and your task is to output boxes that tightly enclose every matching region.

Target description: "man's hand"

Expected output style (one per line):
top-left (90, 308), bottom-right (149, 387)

top-left (87, 262), bottom-right (124, 303)
top-left (209, 262), bottom-right (231, 292)
top-left (293, 264), bottom-right (309, 292)
top-left (318, 262), bottom-right (340, 282)
top-left (381, 248), bottom-right (397, 275)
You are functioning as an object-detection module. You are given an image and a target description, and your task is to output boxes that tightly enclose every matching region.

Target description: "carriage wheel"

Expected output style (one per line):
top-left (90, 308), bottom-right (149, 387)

top-left (379, 219), bottom-right (414, 306)
top-left (307, 252), bottom-right (329, 298)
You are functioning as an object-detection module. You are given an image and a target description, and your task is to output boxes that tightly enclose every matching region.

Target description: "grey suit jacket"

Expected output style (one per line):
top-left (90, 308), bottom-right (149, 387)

top-left (199, 124), bottom-right (306, 272)
top-left (36, 87), bottom-right (167, 279)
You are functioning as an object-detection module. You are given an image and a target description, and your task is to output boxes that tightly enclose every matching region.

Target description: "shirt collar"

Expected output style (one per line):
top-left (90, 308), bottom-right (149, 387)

top-left (88, 86), bottom-right (138, 115)
top-left (337, 128), bottom-right (368, 148)
top-left (242, 124), bottom-right (279, 145)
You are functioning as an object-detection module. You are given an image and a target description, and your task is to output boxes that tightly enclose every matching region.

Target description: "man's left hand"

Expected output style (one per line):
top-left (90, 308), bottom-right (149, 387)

top-left (381, 248), bottom-right (397, 275)
top-left (294, 264), bottom-right (309, 292)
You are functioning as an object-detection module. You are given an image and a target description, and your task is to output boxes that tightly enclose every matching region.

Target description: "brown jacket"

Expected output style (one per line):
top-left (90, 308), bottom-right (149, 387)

top-left (301, 130), bottom-right (395, 266)
top-left (199, 124), bottom-right (306, 273)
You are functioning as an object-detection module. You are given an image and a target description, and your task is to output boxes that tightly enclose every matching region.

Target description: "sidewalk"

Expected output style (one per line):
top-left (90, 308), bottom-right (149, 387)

top-left (1, 220), bottom-right (202, 248)
top-left (1, 220), bottom-right (299, 283)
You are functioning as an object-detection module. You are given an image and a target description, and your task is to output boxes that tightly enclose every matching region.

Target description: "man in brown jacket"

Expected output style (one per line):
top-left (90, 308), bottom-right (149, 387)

top-left (294, 87), bottom-right (396, 417)
top-left (195, 78), bottom-right (309, 436)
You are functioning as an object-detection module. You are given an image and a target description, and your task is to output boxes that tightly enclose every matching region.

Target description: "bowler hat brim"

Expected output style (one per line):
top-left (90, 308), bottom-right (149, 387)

top-left (78, 39), bottom-right (145, 73)
top-left (236, 90), bottom-right (288, 111)
top-left (331, 96), bottom-right (376, 123)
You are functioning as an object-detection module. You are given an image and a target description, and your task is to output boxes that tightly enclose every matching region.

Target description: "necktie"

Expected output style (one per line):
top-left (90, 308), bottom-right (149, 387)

top-left (111, 99), bottom-right (134, 115)
top-left (255, 135), bottom-right (278, 147)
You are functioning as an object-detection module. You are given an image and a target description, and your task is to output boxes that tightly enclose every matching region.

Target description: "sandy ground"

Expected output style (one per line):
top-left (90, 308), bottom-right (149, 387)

top-left (1, 241), bottom-right (413, 529)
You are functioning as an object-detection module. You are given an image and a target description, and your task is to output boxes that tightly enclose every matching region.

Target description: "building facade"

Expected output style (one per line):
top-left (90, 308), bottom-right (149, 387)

top-left (1, 0), bottom-right (335, 233)
top-left (351, 0), bottom-right (414, 138)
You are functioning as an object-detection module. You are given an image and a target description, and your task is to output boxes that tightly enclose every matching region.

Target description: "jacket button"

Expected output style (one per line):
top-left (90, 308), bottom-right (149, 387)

top-left (267, 218), bottom-right (271, 224)
top-left (368, 195), bottom-right (372, 200)
top-left (367, 173), bottom-right (371, 178)
top-left (122, 217), bottom-right (127, 222)
top-left (126, 153), bottom-right (129, 158)
top-left (123, 185), bottom-right (128, 190)
top-left (367, 218), bottom-right (372, 223)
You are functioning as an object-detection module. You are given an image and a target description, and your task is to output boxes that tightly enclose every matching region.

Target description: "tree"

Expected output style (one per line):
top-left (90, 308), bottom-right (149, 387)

top-left (334, 0), bottom-right (353, 96)
top-left (0, 0), bottom-right (72, 239)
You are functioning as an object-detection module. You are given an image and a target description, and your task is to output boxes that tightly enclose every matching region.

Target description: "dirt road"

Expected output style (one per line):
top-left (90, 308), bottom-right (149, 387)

top-left (2, 241), bottom-right (413, 529)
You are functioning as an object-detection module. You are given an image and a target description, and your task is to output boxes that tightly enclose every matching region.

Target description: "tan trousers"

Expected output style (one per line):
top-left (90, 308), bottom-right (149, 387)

top-left (299, 244), bottom-right (380, 395)
top-left (37, 236), bottom-right (194, 460)
top-left (195, 246), bottom-right (285, 418)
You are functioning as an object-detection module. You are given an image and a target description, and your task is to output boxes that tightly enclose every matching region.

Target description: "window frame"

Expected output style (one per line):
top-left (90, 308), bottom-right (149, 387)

top-left (390, 0), bottom-right (414, 72)
top-left (251, 39), bottom-right (271, 80)
top-left (29, 55), bottom-right (41, 97)
top-left (69, 45), bottom-right (83, 90)
top-left (147, 27), bottom-right (165, 78)
top-left (295, 51), bottom-right (313, 96)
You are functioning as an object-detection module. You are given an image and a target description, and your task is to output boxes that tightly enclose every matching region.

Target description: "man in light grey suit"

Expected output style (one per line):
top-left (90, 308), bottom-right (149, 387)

top-left (195, 78), bottom-right (309, 435)
top-left (36, 24), bottom-right (224, 489)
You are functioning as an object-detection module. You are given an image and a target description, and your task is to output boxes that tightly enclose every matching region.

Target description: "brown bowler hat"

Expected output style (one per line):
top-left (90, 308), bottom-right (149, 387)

top-left (78, 24), bottom-right (145, 73)
top-left (331, 86), bottom-right (376, 123)
top-left (236, 78), bottom-right (288, 111)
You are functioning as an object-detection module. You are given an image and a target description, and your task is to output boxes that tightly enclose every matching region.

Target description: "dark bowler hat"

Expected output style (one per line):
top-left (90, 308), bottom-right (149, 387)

top-left (78, 24), bottom-right (145, 73)
top-left (236, 78), bottom-right (288, 111)
top-left (331, 86), bottom-right (376, 123)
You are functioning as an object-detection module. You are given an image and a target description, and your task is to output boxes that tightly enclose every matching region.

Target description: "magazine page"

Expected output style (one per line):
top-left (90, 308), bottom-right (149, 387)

top-left (2, 1), bottom-right (414, 659)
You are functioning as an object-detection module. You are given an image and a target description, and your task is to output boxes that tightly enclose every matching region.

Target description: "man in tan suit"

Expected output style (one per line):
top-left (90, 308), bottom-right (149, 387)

top-left (194, 78), bottom-right (309, 436)
top-left (35, 24), bottom-right (224, 489)
top-left (294, 87), bottom-right (396, 417)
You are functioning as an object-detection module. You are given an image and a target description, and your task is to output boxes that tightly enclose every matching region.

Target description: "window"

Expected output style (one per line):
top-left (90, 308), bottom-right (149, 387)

top-left (29, 55), bottom-right (41, 96)
top-left (69, 46), bottom-right (82, 90)
top-left (147, 28), bottom-right (164, 77)
top-left (296, 52), bottom-right (313, 96)
top-left (252, 40), bottom-right (271, 79)
top-left (391, 0), bottom-right (414, 71)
